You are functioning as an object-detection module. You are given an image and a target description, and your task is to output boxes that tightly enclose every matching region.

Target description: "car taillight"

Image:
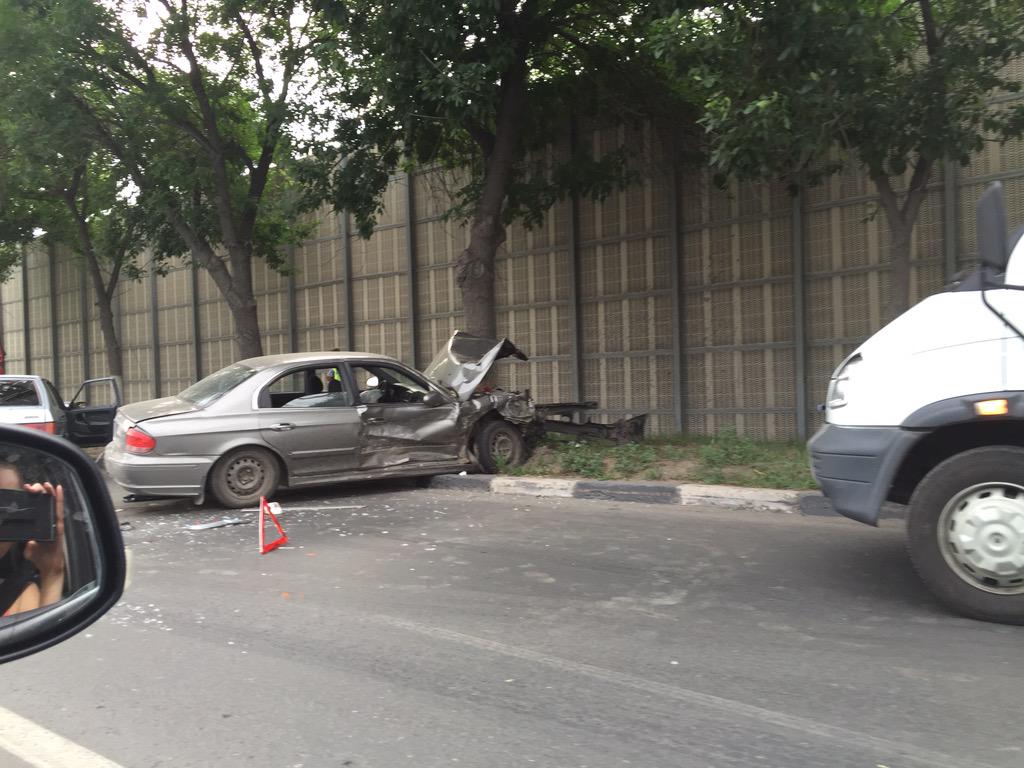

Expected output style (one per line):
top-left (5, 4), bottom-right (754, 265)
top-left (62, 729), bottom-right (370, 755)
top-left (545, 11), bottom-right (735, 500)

top-left (22, 422), bottom-right (56, 434)
top-left (125, 426), bottom-right (156, 454)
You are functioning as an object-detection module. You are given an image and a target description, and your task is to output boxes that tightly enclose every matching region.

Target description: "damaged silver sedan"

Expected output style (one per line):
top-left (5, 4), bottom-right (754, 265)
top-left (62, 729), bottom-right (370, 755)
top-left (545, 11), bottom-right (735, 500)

top-left (106, 332), bottom-right (644, 508)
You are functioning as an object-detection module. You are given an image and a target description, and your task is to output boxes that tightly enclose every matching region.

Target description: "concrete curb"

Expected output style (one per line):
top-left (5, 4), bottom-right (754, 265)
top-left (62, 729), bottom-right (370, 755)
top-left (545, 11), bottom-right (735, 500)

top-left (426, 474), bottom-right (839, 516)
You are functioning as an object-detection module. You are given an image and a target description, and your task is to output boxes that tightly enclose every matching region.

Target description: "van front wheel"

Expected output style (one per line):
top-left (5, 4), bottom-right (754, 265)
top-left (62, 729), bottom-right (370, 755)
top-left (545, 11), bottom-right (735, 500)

top-left (907, 446), bottom-right (1024, 625)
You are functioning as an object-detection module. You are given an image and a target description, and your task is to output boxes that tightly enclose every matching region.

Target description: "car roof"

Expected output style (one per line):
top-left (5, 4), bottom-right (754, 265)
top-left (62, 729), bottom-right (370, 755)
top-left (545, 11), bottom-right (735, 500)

top-left (0, 375), bottom-right (43, 380)
top-left (237, 351), bottom-right (401, 371)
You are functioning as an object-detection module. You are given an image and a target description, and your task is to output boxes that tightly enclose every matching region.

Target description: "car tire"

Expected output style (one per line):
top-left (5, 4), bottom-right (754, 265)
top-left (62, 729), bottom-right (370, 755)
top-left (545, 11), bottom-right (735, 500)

top-left (476, 420), bottom-right (528, 473)
top-left (906, 446), bottom-right (1024, 625)
top-left (210, 446), bottom-right (281, 509)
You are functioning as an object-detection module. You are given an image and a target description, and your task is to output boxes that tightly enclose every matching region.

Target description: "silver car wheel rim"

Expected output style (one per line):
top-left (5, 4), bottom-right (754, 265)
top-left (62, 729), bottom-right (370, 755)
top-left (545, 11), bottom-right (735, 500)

top-left (490, 431), bottom-right (516, 463)
top-left (938, 482), bottom-right (1024, 594)
top-left (226, 456), bottom-right (265, 497)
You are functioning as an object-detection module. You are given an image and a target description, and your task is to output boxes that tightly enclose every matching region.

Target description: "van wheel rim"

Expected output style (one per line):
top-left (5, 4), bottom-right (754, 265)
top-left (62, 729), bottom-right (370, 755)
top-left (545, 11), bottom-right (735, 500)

top-left (939, 482), bottom-right (1024, 594)
top-left (227, 456), bottom-right (264, 496)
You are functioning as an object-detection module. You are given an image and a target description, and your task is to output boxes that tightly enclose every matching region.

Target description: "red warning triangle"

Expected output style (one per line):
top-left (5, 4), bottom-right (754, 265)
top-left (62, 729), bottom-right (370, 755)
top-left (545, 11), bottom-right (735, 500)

top-left (259, 496), bottom-right (288, 554)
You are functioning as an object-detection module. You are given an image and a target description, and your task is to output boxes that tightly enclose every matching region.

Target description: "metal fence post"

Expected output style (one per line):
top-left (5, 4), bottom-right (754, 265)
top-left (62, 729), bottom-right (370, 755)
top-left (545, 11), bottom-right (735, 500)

top-left (150, 264), bottom-right (161, 398)
top-left (568, 117), bottom-right (584, 403)
top-left (80, 262), bottom-right (91, 381)
top-left (341, 211), bottom-right (355, 351)
top-left (670, 162), bottom-right (685, 433)
top-left (20, 250), bottom-right (29, 374)
top-left (191, 261), bottom-right (202, 381)
top-left (21, 252), bottom-right (30, 374)
top-left (943, 158), bottom-right (960, 283)
top-left (405, 171), bottom-right (420, 366)
top-left (287, 246), bottom-right (298, 352)
top-left (793, 183), bottom-right (808, 442)
top-left (48, 243), bottom-right (60, 392)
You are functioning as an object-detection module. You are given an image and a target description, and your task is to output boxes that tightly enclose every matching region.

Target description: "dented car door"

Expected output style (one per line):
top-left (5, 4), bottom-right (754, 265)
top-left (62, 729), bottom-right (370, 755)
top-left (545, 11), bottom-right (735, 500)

top-left (347, 362), bottom-right (462, 469)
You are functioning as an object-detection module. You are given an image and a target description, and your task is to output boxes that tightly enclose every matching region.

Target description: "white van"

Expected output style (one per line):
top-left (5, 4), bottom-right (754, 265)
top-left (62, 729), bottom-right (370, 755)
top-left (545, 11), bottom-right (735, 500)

top-left (809, 182), bottom-right (1024, 624)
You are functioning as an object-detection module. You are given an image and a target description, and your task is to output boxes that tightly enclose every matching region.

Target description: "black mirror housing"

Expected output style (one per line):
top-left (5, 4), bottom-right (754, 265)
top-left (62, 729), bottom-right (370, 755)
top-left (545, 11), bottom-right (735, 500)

top-left (977, 181), bottom-right (1010, 272)
top-left (423, 390), bottom-right (446, 407)
top-left (0, 425), bottom-right (125, 664)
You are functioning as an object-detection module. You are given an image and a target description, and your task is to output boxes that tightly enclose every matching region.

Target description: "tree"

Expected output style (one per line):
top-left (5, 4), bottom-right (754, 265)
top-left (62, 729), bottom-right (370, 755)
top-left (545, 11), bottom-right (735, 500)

top-left (0, 9), bottom-right (148, 379)
top-left (654, 0), bottom-right (1024, 319)
top-left (4, 0), bottom-right (341, 359)
top-left (314, 0), bottom-right (690, 339)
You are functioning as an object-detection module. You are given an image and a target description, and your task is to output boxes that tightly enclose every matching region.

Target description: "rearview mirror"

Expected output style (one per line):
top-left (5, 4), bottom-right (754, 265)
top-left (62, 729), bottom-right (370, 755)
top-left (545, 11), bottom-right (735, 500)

top-left (423, 390), bottom-right (445, 407)
top-left (978, 181), bottom-right (1009, 272)
top-left (0, 425), bottom-right (125, 664)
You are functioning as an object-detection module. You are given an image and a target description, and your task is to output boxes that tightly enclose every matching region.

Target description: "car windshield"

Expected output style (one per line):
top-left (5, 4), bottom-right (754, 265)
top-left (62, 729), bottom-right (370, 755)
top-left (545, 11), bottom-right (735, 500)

top-left (178, 363), bottom-right (257, 407)
top-left (0, 379), bottom-right (40, 406)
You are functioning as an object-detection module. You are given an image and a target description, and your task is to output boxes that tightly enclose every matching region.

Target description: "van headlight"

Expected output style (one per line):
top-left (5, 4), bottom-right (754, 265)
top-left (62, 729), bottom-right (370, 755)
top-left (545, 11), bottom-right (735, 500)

top-left (827, 354), bottom-right (861, 409)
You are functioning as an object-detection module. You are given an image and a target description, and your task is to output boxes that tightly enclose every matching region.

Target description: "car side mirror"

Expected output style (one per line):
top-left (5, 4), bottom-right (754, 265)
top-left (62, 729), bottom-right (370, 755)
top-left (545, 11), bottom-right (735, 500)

top-left (423, 391), bottom-right (445, 407)
top-left (0, 425), bottom-right (125, 664)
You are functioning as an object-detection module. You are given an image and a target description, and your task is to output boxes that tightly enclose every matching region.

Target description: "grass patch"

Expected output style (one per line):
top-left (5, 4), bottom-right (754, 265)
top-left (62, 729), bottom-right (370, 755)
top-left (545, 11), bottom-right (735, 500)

top-left (508, 429), bottom-right (816, 490)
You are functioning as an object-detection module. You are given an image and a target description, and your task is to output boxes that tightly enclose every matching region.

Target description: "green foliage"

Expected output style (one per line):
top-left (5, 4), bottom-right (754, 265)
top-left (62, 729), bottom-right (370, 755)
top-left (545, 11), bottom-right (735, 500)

top-left (1, 0), bottom-right (347, 355)
top-left (556, 442), bottom-right (610, 480)
top-left (314, 0), bottom-right (693, 237)
top-left (508, 431), bottom-right (814, 489)
top-left (652, 1), bottom-right (1024, 184)
top-left (612, 442), bottom-right (659, 478)
top-left (697, 429), bottom-right (762, 468)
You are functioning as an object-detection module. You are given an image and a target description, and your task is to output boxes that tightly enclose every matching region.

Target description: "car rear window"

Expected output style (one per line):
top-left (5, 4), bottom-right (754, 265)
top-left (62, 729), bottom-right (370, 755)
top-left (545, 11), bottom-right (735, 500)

top-left (0, 379), bottom-right (40, 406)
top-left (179, 363), bottom-right (258, 407)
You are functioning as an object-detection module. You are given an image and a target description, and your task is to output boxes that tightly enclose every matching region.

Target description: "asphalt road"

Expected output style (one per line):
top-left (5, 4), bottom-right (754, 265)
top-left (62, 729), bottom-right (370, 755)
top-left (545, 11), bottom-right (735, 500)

top-left (3, 481), bottom-right (1023, 768)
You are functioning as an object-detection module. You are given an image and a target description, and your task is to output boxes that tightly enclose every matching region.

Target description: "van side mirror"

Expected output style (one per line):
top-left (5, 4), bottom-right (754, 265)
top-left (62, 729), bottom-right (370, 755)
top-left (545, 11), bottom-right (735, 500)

top-left (423, 390), bottom-right (445, 407)
top-left (0, 425), bottom-right (125, 664)
top-left (978, 181), bottom-right (1009, 272)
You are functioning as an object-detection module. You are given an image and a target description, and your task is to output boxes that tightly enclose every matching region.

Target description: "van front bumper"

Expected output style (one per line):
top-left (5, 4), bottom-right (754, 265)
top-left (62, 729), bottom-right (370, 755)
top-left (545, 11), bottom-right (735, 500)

top-left (808, 424), bottom-right (921, 526)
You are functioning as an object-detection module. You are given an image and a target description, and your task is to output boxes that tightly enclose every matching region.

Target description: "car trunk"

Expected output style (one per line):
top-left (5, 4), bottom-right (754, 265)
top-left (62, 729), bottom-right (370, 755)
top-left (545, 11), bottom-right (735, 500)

top-left (118, 396), bottom-right (202, 424)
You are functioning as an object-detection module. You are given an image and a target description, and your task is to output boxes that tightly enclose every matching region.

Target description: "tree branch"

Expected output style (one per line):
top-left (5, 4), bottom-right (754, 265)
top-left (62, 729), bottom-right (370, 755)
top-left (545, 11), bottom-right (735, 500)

top-left (234, 11), bottom-right (272, 103)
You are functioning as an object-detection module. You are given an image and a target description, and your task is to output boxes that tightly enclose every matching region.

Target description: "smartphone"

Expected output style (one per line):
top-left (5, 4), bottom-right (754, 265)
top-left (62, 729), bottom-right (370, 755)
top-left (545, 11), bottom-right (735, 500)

top-left (0, 489), bottom-right (56, 542)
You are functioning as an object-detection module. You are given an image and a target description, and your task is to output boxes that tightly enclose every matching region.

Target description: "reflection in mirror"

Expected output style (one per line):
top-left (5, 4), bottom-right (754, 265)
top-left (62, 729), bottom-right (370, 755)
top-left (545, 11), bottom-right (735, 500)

top-left (0, 441), bottom-right (99, 621)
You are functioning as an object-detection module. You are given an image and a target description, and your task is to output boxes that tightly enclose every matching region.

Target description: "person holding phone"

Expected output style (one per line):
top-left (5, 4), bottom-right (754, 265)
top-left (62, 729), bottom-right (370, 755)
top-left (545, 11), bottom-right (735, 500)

top-left (0, 463), bottom-right (65, 617)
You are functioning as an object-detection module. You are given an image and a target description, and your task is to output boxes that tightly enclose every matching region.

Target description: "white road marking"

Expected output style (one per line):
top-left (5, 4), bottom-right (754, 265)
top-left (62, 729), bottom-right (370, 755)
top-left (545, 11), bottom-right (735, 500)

top-left (369, 614), bottom-right (991, 768)
top-left (0, 705), bottom-right (124, 768)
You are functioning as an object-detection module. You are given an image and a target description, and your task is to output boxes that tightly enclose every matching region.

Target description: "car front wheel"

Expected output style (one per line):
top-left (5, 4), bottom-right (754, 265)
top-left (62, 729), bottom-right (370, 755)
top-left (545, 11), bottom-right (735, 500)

top-left (475, 420), bottom-right (528, 473)
top-left (210, 446), bottom-right (280, 508)
top-left (907, 446), bottom-right (1024, 625)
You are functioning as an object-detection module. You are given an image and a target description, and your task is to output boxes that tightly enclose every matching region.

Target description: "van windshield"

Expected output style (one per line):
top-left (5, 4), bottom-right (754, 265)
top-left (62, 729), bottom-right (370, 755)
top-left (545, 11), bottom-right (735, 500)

top-left (178, 363), bottom-right (257, 407)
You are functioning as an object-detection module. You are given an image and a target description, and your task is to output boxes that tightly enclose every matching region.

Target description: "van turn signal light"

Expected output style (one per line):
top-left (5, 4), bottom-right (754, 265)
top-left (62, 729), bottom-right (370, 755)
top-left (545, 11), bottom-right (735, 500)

top-left (975, 398), bottom-right (1009, 417)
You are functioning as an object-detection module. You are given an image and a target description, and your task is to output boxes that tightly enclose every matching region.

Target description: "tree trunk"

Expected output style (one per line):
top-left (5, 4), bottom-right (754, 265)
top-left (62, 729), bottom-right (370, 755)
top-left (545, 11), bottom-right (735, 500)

top-left (232, 299), bottom-right (263, 359)
top-left (456, 49), bottom-right (528, 339)
top-left (456, 217), bottom-right (503, 339)
top-left (870, 168), bottom-right (931, 323)
top-left (186, 239), bottom-right (264, 359)
top-left (887, 222), bottom-right (913, 321)
top-left (80, 259), bottom-right (123, 379)
top-left (66, 193), bottom-right (124, 379)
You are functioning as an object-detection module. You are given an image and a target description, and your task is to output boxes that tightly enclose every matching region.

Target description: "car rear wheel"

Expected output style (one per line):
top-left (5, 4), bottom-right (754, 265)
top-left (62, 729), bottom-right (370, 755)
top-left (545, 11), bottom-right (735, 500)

top-left (476, 420), bottom-right (527, 473)
top-left (907, 446), bottom-right (1024, 625)
top-left (210, 447), bottom-right (280, 509)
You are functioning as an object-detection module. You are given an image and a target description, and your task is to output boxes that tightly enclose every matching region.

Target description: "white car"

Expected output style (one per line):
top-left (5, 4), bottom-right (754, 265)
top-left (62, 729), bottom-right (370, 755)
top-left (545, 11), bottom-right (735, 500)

top-left (0, 375), bottom-right (121, 446)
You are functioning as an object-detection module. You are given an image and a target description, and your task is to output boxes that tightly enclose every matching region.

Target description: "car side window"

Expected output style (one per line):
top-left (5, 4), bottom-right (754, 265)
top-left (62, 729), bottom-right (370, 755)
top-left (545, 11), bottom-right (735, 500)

top-left (261, 366), bottom-right (354, 408)
top-left (0, 380), bottom-right (41, 407)
top-left (351, 364), bottom-right (432, 405)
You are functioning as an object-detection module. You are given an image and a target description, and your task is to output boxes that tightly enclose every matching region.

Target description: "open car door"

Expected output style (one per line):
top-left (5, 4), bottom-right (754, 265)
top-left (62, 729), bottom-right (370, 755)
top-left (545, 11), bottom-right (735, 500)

top-left (66, 377), bottom-right (122, 447)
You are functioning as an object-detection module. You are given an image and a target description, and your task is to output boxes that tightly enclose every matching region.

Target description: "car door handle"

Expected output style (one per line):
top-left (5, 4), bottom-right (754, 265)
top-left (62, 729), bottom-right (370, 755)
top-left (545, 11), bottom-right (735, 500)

top-left (365, 417), bottom-right (385, 424)
top-left (270, 423), bottom-right (294, 431)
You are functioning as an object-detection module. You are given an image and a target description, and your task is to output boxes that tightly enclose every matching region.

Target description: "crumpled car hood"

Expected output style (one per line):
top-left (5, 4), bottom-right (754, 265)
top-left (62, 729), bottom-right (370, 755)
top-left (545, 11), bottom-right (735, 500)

top-left (423, 331), bottom-right (528, 401)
